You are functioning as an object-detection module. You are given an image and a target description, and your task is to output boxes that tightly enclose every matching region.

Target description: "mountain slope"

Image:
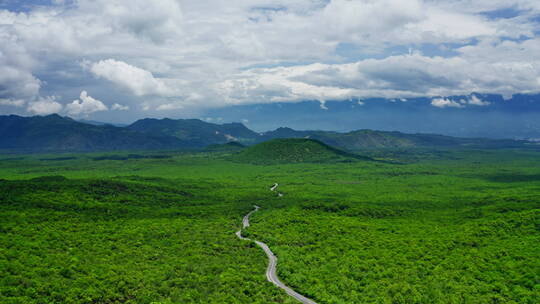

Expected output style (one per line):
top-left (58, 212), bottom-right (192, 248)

top-left (260, 128), bottom-right (531, 150)
top-left (0, 114), bottom-right (185, 152)
top-left (233, 138), bottom-right (371, 164)
top-left (128, 118), bottom-right (259, 147)
top-left (0, 115), bottom-right (533, 153)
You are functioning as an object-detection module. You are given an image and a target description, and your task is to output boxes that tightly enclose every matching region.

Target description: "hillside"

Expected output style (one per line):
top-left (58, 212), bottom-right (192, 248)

top-left (261, 128), bottom-right (531, 150)
top-left (233, 138), bottom-right (370, 164)
top-left (0, 114), bottom-right (185, 152)
top-left (128, 118), bottom-right (259, 146)
top-left (0, 115), bottom-right (533, 153)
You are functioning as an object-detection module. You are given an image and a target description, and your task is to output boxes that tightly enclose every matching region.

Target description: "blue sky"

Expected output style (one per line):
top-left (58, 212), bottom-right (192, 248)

top-left (0, 0), bottom-right (74, 12)
top-left (0, 0), bottom-right (539, 137)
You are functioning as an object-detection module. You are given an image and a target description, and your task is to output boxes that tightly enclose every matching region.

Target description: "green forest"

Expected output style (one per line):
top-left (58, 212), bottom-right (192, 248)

top-left (1, 148), bottom-right (539, 303)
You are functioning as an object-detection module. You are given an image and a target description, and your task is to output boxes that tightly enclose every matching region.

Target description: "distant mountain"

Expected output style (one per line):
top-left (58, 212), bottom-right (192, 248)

top-left (204, 94), bottom-right (540, 139)
top-left (260, 128), bottom-right (532, 150)
top-left (128, 118), bottom-right (259, 147)
top-left (0, 114), bottom-right (185, 152)
top-left (0, 115), bottom-right (534, 153)
top-left (78, 119), bottom-right (127, 127)
top-left (233, 138), bottom-right (370, 164)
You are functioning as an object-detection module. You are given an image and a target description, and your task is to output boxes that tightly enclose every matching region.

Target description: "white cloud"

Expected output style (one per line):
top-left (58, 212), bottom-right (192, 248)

top-left (79, 0), bottom-right (184, 43)
top-left (0, 99), bottom-right (25, 107)
top-left (0, 65), bottom-right (41, 102)
top-left (156, 102), bottom-right (184, 111)
top-left (0, 0), bottom-right (538, 115)
top-left (27, 97), bottom-right (63, 115)
top-left (65, 91), bottom-right (108, 117)
top-left (431, 98), bottom-right (464, 108)
top-left (467, 95), bottom-right (491, 106)
top-left (0, 32), bottom-right (41, 102)
top-left (219, 37), bottom-right (540, 104)
top-left (429, 0), bottom-right (540, 15)
top-left (111, 103), bottom-right (129, 111)
top-left (89, 59), bottom-right (177, 97)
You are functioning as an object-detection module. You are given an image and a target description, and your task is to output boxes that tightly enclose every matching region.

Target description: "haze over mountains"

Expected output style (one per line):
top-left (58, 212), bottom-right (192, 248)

top-left (0, 114), bottom-right (535, 153)
top-left (203, 94), bottom-right (540, 140)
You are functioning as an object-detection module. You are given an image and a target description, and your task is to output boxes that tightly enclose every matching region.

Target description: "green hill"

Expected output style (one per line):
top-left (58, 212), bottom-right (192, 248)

top-left (233, 138), bottom-right (370, 164)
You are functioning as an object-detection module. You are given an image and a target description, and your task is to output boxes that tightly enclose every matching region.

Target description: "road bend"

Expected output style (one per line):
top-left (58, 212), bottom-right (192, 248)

top-left (236, 205), bottom-right (318, 304)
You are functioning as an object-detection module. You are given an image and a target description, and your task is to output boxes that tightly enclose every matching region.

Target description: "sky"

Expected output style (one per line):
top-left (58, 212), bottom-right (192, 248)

top-left (1, 0), bottom-right (540, 137)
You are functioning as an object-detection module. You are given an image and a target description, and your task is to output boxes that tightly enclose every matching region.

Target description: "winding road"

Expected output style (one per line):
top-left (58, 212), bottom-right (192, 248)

top-left (270, 183), bottom-right (284, 197)
top-left (236, 204), bottom-right (318, 304)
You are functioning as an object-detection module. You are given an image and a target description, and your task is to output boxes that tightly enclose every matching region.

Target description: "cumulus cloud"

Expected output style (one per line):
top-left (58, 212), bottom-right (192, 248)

top-left (219, 38), bottom-right (540, 104)
top-left (89, 59), bottom-right (177, 97)
top-left (155, 103), bottom-right (183, 111)
top-left (429, 95), bottom-right (490, 108)
top-left (65, 91), bottom-right (108, 117)
top-left (467, 95), bottom-right (491, 106)
top-left (27, 97), bottom-right (63, 115)
top-left (0, 0), bottom-right (538, 115)
top-left (79, 0), bottom-right (184, 43)
top-left (0, 99), bottom-right (25, 107)
top-left (431, 98), bottom-right (465, 108)
top-left (0, 33), bottom-right (41, 102)
top-left (429, 0), bottom-right (540, 15)
top-left (111, 103), bottom-right (129, 111)
top-left (0, 65), bottom-right (41, 101)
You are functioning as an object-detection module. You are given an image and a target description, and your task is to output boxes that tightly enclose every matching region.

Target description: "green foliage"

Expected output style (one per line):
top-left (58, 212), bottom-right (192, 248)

top-left (0, 148), bottom-right (539, 303)
top-left (0, 177), bottom-right (295, 304)
top-left (91, 154), bottom-right (172, 161)
top-left (233, 138), bottom-right (371, 164)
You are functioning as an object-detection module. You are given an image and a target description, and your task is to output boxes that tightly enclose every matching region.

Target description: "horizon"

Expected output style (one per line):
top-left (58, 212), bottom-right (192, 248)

top-left (2, 111), bottom-right (538, 142)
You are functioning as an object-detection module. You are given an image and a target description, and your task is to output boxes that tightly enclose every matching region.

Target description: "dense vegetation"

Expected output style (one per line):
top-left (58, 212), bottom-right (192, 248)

top-left (0, 148), bottom-right (539, 303)
top-left (232, 138), bottom-right (371, 164)
top-left (0, 175), bottom-right (294, 304)
top-left (247, 155), bottom-right (540, 303)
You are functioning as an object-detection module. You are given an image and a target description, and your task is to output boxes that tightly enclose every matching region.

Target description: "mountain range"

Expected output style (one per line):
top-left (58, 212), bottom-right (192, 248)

top-left (0, 114), bottom-right (535, 153)
top-left (203, 94), bottom-right (540, 140)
